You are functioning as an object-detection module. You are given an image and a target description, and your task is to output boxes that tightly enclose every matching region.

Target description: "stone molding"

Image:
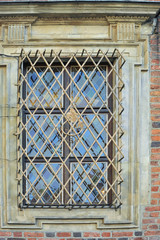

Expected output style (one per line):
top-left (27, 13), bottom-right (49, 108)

top-left (0, 2), bottom-right (158, 16)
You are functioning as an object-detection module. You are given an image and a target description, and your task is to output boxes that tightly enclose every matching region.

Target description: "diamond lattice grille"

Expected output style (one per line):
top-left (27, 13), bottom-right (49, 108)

top-left (17, 49), bottom-right (125, 209)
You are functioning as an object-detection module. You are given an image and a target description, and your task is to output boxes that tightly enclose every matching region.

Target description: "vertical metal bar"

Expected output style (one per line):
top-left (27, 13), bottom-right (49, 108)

top-left (63, 66), bottom-right (71, 205)
top-left (17, 53), bottom-right (22, 208)
top-left (117, 54), bottom-right (122, 206)
top-left (107, 65), bottom-right (113, 205)
top-left (22, 65), bottom-right (27, 206)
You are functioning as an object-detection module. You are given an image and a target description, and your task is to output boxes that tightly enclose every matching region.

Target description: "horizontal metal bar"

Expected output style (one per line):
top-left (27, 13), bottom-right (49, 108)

top-left (22, 203), bottom-right (114, 209)
top-left (22, 57), bottom-right (115, 65)
top-left (24, 157), bottom-right (110, 163)
top-left (24, 108), bottom-right (110, 114)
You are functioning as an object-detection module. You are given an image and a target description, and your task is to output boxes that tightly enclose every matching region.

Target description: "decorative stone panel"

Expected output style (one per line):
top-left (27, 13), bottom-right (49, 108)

top-left (117, 23), bottom-right (135, 41)
top-left (8, 24), bottom-right (25, 42)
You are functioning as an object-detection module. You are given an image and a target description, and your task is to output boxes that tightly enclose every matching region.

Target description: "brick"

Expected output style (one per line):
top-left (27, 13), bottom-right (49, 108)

top-left (151, 59), bottom-right (159, 65)
top-left (151, 167), bottom-right (160, 172)
top-left (149, 225), bottom-right (158, 230)
top-left (118, 238), bottom-right (128, 240)
top-left (145, 206), bottom-right (160, 211)
top-left (150, 91), bottom-right (160, 96)
top-left (27, 238), bottom-right (36, 240)
top-left (151, 136), bottom-right (160, 141)
top-left (151, 199), bottom-right (158, 205)
top-left (45, 233), bottom-right (55, 238)
top-left (151, 148), bottom-right (160, 153)
top-left (134, 238), bottom-right (144, 240)
top-left (152, 193), bottom-right (160, 198)
top-left (84, 238), bottom-right (96, 240)
top-left (144, 231), bottom-right (160, 236)
top-left (151, 78), bottom-right (160, 83)
top-left (13, 232), bottom-right (23, 237)
top-left (98, 239), bottom-right (116, 240)
top-left (56, 233), bottom-right (71, 237)
top-left (143, 219), bottom-right (155, 224)
top-left (152, 129), bottom-right (160, 135)
top-left (152, 180), bottom-right (160, 185)
top-left (67, 239), bottom-right (82, 240)
top-left (134, 232), bottom-right (143, 236)
top-left (112, 232), bottom-right (133, 237)
top-left (100, 239), bottom-right (116, 240)
top-left (151, 116), bottom-right (160, 121)
top-left (151, 186), bottom-right (159, 191)
top-left (150, 40), bottom-right (158, 45)
top-left (151, 154), bottom-right (160, 160)
top-left (151, 173), bottom-right (159, 178)
top-left (73, 233), bottom-right (82, 238)
top-left (0, 233), bottom-right (12, 237)
top-left (151, 161), bottom-right (159, 166)
top-left (39, 239), bottom-right (57, 240)
top-left (151, 66), bottom-right (160, 71)
top-left (151, 72), bottom-right (160, 77)
top-left (151, 110), bottom-right (160, 117)
top-left (83, 232), bottom-right (100, 237)
top-left (151, 142), bottom-right (160, 147)
top-left (152, 122), bottom-right (160, 128)
top-left (151, 97), bottom-right (160, 103)
top-left (151, 85), bottom-right (160, 90)
top-left (24, 233), bottom-right (44, 238)
top-left (101, 232), bottom-right (111, 237)
top-left (150, 103), bottom-right (160, 109)
top-left (7, 239), bottom-right (25, 240)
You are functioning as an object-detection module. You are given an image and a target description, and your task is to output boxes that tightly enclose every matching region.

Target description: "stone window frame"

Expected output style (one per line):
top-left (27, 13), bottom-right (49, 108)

top-left (0, 3), bottom-right (153, 229)
top-left (0, 47), bottom-right (150, 229)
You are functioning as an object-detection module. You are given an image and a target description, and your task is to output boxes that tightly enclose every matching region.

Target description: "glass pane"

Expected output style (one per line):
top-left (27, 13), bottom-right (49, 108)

top-left (26, 163), bottom-right (62, 204)
top-left (71, 66), bottom-right (106, 107)
top-left (26, 114), bottom-right (63, 157)
top-left (71, 114), bottom-right (108, 157)
top-left (27, 67), bottom-right (63, 108)
top-left (71, 162), bottom-right (107, 204)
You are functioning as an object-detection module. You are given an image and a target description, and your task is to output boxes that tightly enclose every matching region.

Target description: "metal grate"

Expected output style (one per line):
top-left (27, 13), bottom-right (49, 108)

top-left (16, 49), bottom-right (125, 209)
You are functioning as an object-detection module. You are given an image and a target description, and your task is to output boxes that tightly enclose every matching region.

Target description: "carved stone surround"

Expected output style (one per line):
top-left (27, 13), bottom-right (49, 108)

top-left (0, 15), bottom-right (150, 46)
top-left (0, 2), bottom-right (158, 230)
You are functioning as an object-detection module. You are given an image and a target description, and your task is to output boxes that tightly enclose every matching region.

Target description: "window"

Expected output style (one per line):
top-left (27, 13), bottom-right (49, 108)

top-left (17, 49), bottom-right (124, 209)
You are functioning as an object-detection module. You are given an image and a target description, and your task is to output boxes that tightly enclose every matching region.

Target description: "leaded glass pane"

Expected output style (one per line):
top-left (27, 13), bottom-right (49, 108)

top-left (71, 66), bottom-right (106, 107)
top-left (26, 163), bottom-right (62, 204)
top-left (26, 115), bottom-right (63, 157)
top-left (27, 67), bottom-right (63, 108)
top-left (71, 114), bottom-right (108, 157)
top-left (71, 162), bottom-right (107, 204)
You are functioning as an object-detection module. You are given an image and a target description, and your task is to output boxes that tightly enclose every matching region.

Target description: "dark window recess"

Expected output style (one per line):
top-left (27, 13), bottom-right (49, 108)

top-left (17, 49), bottom-right (125, 209)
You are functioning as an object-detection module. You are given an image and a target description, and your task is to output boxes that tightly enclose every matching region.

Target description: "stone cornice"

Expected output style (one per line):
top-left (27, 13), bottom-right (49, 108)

top-left (0, 2), bottom-right (159, 17)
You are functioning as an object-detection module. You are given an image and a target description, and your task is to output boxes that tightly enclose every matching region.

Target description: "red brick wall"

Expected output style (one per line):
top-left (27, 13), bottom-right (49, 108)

top-left (0, 0), bottom-right (160, 2)
top-left (0, 8), bottom-right (159, 240)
